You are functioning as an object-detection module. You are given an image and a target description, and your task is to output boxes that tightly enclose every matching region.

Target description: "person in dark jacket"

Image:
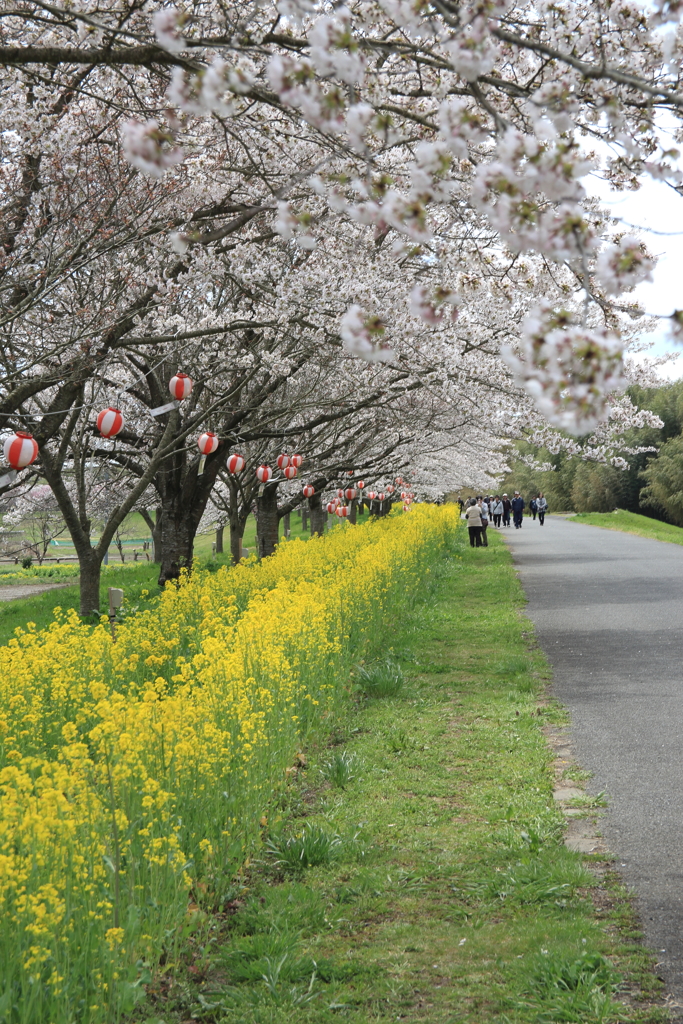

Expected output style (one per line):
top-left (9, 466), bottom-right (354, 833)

top-left (530, 496), bottom-right (538, 520)
top-left (511, 491), bottom-right (525, 528)
top-left (501, 493), bottom-right (512, 527)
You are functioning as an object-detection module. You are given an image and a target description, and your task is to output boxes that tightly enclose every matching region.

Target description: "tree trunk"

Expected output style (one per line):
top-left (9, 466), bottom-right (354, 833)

top-left (283, 512), bottom-right (291, 539)
top-left (348, 498), bottom-right (357, 525)
top-left (230, 517), bottom-right (245, 564)
top-left (79, 549), bottom-right (102, 617)
top-left (257, 484), bottom-right (279, 559)
top-left (309, 493), bottom-right (325, 536)
top-left (158, 505), bottom-right (194, 585)
top-left (215, 525), bottom-right (224, 554)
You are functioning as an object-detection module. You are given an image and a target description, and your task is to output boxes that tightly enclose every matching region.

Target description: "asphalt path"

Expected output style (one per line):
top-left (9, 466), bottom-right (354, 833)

top-left (0, 582), bottom-right (72, 602)
top-left (503, 515), bottom-right (683, 1004)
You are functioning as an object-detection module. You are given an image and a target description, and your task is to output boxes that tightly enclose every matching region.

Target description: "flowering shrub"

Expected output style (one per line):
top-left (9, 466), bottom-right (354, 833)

top-left (0, 505), bottom-right (457, 1023)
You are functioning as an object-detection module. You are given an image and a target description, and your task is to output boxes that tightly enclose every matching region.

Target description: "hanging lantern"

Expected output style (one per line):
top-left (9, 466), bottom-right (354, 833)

top-left (333, 495), bottom-right (341, 506)
top-left (367, 490), bottom-right (377, 500)
top-left (357, 480), bottom-right (365, 490)
top-left (326, 500), bottom-right (337, 513)
top-left (336, 505), bottom-right (349, 518)
top-left (96, 407), bottom-right (124, 439)
top-left (337, 488), bottom-right (345, 498)
top-left (396, 477), bottom-right (403, 485)
top-left (344, 487), bottom-right (357, 501)
top-left (3, 431), bottom-right (38, 470)
top-left (403, 504), bottom-right (410, 512)
top-left (227, 453), bottom-right (245, 474)
top-left (386, 484), bottom-right (395, 494)
top-left (197, 431), bottom-right (219, 455)
top-left (256, 465), bottom-right (272, 482)
top-left (378, 492), bottom-right (386, 501)
top-left (303, 484), bottom-right (315, 498)
top-left (277, 454), bottom-right (291, 470)
top-left (169, 372), bottom-right (193, 400)
top-left (290, 454), bottom-right (302, 468)
top-left (284, 465), bottom-right (298, 479)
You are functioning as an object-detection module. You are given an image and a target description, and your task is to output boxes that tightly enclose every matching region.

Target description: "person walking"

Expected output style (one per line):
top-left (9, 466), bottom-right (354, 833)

top-left (530, 495), bottom-right (538, 520)
top-left (511, 491), bottom-right (525, 529)
top-left (491, 495), bottom-right (503, 527)
top-left (502, 493), bottom-right (512, 528)
top-left (465, 499), bottom-right (483, 547)
top-left (479, 497), bottom-right (489, 547)
top-left (537, 493), bottom-right (547, 525)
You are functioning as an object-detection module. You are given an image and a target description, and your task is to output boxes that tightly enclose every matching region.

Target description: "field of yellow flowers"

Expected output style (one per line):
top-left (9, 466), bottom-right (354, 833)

top-left (0, 505), bottom-right (457, 1023)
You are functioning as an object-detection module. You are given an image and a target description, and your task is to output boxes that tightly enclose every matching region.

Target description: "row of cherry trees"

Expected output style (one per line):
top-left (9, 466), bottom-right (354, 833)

top-left (0, 0), bottom-right (678, 610)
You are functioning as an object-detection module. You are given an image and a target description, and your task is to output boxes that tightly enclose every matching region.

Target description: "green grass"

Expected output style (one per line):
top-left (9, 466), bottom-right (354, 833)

top-left (0, 507), bottom-right (366, 566)
top-left (570, 509), bottom-right (683, 546)
top-left (140, 529), bottom-right (669, 1024)
top-left (0, 563), bottom-right (161, 645)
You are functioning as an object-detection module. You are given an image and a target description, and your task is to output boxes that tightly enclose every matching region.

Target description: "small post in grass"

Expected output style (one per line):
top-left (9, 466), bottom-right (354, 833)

top-left (108, 587), bottom-right (123, 642)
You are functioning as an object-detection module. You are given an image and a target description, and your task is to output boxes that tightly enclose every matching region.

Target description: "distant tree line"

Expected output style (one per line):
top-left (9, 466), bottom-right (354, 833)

top-left (501, 381), bottom-right (683, 525)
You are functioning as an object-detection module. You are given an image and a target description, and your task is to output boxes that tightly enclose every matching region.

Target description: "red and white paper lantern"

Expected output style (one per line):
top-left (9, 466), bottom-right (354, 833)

top-left (4, 431), bottom-right (38, 470)
top-left (386, 484), bottom-right (395, 494)
top-left (357, 480), bottom-right (365, 490)
top-left (395, 477), bottom-right (403, 485)
top-left (337, 488), bottom-right (345, 498)
top-left (326, 500), bottom-right (337, 513)
top-left (344, 487), bottom-right (357, 501)
top-left (303, 484), bottom-right (315, 498)
top-left (96, 407), bottom-right (124, 439)
top-left (256, 465), bottom-right (272, 482)
top-left (290, 454), bottom-right (303, 468)
top-left (197, 431), bottom-right (219, 455)
top-left (284, 465), bottom-right (298, 479)
top-left (169, 372), bottom-right (193, 401)
top-left (227, 453), bottom-right (245, 474)
top-left (277, 454), bottom-right (291, 470)
top-left (367, 490), bottom-right (377, 500)
top-left (378, 492), bottom-right (386, 501)
top-left (336, 505), bottom-right (350, 518)
top-left (403, 504), bottom-right (410, 512)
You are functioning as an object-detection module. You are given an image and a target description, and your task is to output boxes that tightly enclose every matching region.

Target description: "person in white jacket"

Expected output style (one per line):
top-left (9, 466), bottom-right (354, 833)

top-left (491, 496), bottom-right (503, 527)
top-left (537, 493), bottom-right (548, 525)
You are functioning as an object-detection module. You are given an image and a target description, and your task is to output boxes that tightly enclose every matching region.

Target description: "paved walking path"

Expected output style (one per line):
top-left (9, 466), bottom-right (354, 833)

top-left (503, 516), bottom-right (683, 1005)
top-left (0, 582), bottom-right (73, 602)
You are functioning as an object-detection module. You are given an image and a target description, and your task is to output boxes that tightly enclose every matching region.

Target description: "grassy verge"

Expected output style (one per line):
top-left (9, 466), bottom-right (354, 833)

top-left (0, 562), bottom-right (160, 645)
top-left (570, 510), bottom-right (683, 546)
top-left (144, 529), bottom-right (668, 1024)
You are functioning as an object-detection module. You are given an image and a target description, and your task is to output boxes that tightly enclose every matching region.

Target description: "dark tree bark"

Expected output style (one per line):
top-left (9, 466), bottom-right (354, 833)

top-left (215, 525), bottom-right (224, 554)
top-left (283, 511), bottom-right (291, 538)
top-left (257, 483), bottom-right (279, 558)
top-left (302, 507), bottom-right (309, 532)
top-left (309, 493), bottom-right (325, 536)
top-left (79, 549), bottom-right (102, 617)
top-left (348, 498), bottom-right (358, 525)
top-left (230, 518), bottom-right (245, 564)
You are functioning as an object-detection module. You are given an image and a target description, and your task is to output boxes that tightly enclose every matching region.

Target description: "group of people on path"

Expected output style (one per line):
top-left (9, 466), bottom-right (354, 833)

top-left (459, 492), bottom-right (548, 547)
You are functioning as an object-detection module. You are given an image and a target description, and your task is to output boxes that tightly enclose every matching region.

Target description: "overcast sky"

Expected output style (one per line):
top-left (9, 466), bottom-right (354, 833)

top-left (586, 165), bottom-right (683, 380)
